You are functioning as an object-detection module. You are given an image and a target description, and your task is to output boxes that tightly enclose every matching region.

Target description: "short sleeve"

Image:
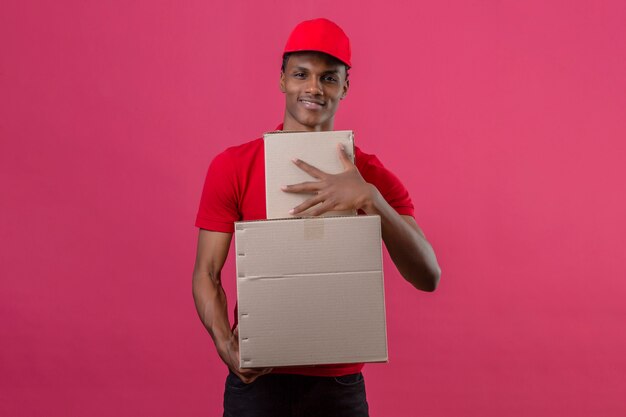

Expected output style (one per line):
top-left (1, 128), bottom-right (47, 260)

top-left (195, 150), bottom-right (240, 233)
top-left (357, 151), bottom-right (415, 218)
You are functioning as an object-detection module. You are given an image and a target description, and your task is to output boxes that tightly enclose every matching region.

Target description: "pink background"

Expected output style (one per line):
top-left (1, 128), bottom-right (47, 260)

top-left (1, 1), bottom-right (625, 416)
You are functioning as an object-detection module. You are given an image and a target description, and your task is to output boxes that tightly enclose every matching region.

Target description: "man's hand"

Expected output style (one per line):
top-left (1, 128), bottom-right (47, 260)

top-left (279, 145), bottom-right (441, 291)
top-left (220, 326), bottom-right (273, 384)
top-left (281, 144), bottom-right (375, 216)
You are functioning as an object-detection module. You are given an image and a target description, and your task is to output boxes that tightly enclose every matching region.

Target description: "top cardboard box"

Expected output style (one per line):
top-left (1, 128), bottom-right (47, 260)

top-left (264, 130), bottom-right (355, 219)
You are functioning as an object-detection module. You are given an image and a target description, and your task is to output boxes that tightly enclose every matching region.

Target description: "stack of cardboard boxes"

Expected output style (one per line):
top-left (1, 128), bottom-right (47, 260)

top-left (235, 131), bottom-right (388, 368)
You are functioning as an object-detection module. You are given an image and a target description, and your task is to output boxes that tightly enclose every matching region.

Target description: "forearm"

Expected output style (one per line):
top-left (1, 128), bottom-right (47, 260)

top-left (363, 185), bottom-right (441, 291)
top-left (191, 230), bottom-right (271, 381)
top-left (192, 268), bottom-right (234, 358)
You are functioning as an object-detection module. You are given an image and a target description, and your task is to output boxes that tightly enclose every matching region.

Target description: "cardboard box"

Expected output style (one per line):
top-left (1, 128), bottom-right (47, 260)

top-left (235, 215), bottom-right (387, 368)
top-left (264, 130), bottom-right (355, 219)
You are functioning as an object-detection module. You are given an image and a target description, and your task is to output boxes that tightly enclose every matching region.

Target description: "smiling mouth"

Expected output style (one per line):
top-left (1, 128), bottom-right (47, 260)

top-left (299, 98), bottom-right (325, 109)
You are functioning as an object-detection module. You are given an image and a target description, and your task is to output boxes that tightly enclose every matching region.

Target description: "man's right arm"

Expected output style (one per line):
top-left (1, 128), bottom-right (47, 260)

top-left (192, 229), bottom-right (272, 383)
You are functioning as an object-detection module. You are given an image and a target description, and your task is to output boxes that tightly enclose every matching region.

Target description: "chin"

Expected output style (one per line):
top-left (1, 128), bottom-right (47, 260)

top-left (298, 115), bottom-right (328, 129)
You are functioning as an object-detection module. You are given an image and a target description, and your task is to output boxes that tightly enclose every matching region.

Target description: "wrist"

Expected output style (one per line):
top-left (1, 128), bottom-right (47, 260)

top-left (360, 184), bottom-right (382, 215)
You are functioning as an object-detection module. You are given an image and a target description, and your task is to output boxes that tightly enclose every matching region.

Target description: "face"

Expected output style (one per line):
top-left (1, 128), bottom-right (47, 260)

top-left (280, 52), bottom-right (349, 132)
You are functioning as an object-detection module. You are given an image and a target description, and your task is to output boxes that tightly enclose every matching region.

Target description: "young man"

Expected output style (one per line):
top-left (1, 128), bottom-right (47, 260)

top-left (193, 18), bottom-right (441, 417)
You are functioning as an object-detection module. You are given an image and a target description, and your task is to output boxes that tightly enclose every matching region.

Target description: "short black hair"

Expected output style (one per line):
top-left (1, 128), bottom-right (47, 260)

top-left (281, 52), bottom-right (350, 81)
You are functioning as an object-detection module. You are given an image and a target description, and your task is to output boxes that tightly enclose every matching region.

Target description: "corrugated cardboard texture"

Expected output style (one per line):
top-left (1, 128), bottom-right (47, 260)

top-left (235, 215), bottom-right (387, 368)
top-left (264, 130), bottom-right (355, 219)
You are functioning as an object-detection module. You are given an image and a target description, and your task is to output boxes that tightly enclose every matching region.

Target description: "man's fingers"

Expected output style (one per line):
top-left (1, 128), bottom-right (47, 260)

top-left (257, 367), bottom-right (273, 378)
top-left (337, 143), bottom-right (353, 169)
top-left (237, 372), bottom-right (256, 384)
top-left (237, 367), bottom-right (274, 384)
top-left (292, 158), bottom-right (326, 179)
top-left (305, 199), bottom-right (335, 217)
top-left (239, 367), bottom-right (272, 378)
top-left (247, 367), bottom-right (273, 383)
top-left (290, 195), bottom-right (325, 215)
top-left (281, 181), bottom-right (321, 193)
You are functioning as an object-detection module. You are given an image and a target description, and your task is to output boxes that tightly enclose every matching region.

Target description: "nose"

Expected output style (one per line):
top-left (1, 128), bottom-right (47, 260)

top-left (305, 76), bottom-right (323, 95)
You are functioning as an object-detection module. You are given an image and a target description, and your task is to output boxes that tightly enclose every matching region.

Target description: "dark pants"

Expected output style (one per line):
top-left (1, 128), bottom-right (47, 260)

top-left (223, 371), bottom-right (369, 417)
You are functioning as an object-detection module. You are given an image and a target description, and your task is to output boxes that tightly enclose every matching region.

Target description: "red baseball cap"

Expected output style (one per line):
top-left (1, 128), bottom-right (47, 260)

top-left (283, 18), bottom-right (352, 68)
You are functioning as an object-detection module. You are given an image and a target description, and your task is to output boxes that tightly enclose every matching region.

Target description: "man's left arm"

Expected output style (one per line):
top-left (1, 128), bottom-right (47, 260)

top-left (282, 144), bottom-right (441, 292)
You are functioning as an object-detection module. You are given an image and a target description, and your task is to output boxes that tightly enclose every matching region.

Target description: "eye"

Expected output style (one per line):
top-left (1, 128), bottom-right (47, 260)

top-left (293, 72), bottom-right (306, 79)
top-left (323, 75), bottom-right (338, 83)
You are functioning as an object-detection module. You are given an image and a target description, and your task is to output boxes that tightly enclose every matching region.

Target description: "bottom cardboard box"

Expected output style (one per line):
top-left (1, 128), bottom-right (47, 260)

top-left (234, 215), bottom-right (387, 368)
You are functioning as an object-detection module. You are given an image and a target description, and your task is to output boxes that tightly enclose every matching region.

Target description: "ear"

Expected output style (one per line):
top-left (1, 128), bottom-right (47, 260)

top-left (280, 72), bottom-right (286, 93)
top-left (341, 79), bottom-right (349, 100)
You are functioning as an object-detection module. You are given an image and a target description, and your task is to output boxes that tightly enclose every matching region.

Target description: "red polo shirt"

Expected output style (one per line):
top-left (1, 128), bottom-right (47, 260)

top-left (195, 125), bottom-right (414, 376)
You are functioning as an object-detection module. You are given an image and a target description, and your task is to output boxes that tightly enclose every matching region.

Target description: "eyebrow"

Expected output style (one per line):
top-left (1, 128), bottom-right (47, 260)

top-left (292, 66), bottom-right (340, 75)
